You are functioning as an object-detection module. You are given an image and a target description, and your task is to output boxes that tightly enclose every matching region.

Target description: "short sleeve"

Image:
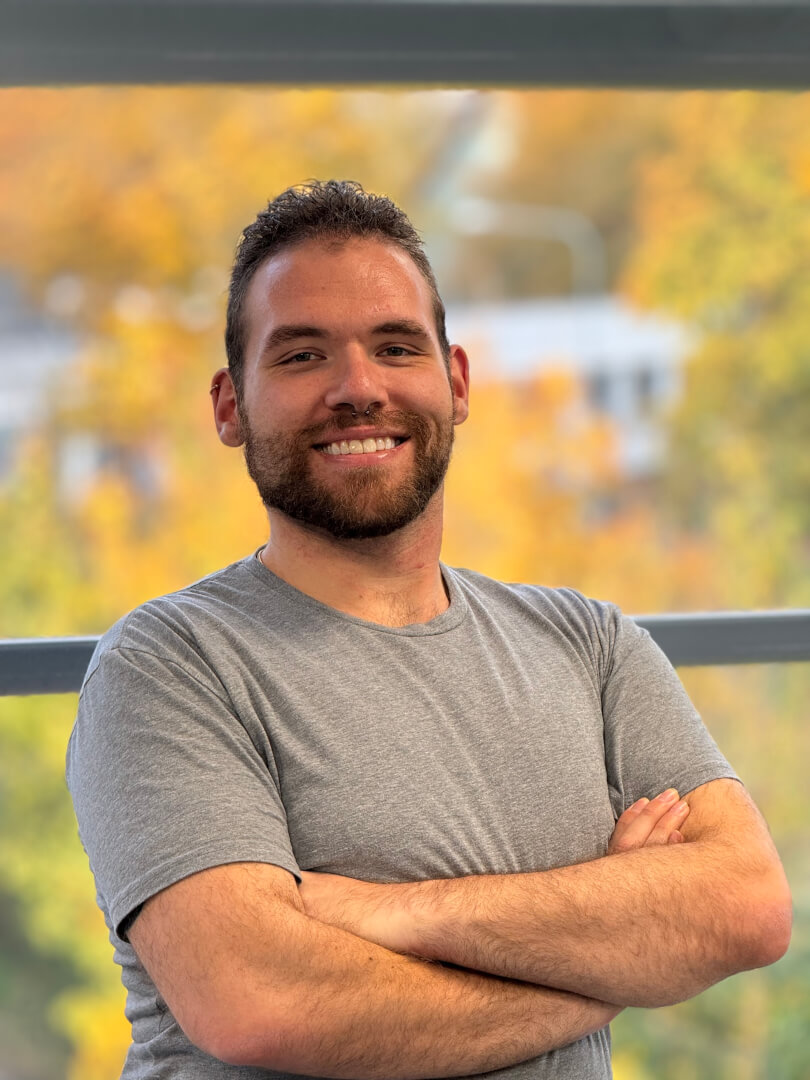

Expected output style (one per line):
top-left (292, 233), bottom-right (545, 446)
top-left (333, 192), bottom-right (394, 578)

top-left (600, 607), bottom-right (738, 818)
top-left (66, 624), bottom-right (301, 940)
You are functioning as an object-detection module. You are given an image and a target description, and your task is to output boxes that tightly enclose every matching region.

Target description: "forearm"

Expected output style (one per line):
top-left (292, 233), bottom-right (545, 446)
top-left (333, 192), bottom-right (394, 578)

top-left (393, 843), bottom-right (744, 1006)
top-left (224, 907), bottom-right (619, 1076)
top-left (304, 781), bottom-right (790, 1010)
top-left (385, 819), bottom-right (790, 1008)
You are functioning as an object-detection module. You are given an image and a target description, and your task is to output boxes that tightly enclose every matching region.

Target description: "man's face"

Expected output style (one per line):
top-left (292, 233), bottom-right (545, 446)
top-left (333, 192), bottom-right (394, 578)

top-left (232, 236), bottom-right (469, 540)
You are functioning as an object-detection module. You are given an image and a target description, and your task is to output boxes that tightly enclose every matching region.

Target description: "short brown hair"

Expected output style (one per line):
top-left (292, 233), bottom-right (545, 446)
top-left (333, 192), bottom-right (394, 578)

top-left (225, 179), bottom-right (450, 399)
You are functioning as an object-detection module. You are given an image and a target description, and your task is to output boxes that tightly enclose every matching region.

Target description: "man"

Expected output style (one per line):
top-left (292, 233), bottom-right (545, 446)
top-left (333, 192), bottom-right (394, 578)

top-left (67, 179), bottom-right (791, 1080)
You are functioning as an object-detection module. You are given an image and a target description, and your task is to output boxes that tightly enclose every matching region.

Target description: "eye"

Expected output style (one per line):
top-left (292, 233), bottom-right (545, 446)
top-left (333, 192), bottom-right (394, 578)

top-left (381, 345), bottom-right (414, 358)
top-left (281, 351), bottom-right (319, 365)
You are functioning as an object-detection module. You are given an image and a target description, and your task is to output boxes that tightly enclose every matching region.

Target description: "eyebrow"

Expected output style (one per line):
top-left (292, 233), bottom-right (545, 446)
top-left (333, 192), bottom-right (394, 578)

top-left (260, 325), bottom-right (328, 353)
top-left (260, 319), bottom-right (432, 355)
top-left (371, 320), bottom-right (432, 342)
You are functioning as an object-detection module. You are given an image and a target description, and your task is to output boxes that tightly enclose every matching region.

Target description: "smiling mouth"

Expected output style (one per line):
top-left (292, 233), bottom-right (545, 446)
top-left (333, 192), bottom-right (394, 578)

top-left (316, 436), bottom-right (409, 456)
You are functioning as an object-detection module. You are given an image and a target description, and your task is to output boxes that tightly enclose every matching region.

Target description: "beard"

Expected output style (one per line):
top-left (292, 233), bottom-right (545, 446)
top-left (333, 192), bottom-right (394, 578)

top-left (241, 405), bottom-right (456, 540)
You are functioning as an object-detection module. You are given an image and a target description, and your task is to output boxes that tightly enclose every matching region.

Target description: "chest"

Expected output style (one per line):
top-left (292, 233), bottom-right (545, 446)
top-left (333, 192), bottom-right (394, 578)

top-left (244, 626), bottom-right (615, 882)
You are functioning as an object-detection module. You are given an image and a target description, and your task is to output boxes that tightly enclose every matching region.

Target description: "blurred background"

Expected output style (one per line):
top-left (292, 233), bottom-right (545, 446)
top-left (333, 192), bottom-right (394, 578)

top-left (0, 85), bottom-right (808, 1078)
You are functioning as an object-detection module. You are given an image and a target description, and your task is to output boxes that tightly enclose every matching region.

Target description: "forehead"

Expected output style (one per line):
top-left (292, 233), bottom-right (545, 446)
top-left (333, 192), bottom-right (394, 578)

top-left (242, 236), bottom-right (435, 344)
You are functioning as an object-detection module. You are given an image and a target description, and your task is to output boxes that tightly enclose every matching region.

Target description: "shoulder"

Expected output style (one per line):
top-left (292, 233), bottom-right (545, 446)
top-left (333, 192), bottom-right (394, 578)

top-left (82, 555), bottom-right (261, 689)
top-left (447, 565), bottom-right (627, 642)
top-left (445, 565), bottom-right (647, 685)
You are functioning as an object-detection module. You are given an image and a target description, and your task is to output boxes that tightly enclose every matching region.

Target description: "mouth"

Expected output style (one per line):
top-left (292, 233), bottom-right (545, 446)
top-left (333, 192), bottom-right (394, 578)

top-left (315, 436), bottom-right (410, 457)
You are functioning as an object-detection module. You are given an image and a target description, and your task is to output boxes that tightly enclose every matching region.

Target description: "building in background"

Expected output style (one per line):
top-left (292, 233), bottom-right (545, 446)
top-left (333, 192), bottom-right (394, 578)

top-left (0, 275), bottom-right (77, 484)
top-left (446, 296), bottom-right (691, 479)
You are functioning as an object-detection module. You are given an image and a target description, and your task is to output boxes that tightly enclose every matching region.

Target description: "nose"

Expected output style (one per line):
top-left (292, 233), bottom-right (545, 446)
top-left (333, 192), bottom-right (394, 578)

top-left (322, 348), bottom-right (389, 415)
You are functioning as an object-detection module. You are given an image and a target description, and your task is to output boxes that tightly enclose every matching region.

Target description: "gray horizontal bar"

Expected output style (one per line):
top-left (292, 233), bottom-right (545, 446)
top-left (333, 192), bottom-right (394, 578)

top-left (3, 3), bottom-right (810, 89)
top-left (1, 610), bottom-right (809, 696)
top-left (0, 636), bottom-right (100, 697)
top-left (633, 609), bottom-right (810, 667)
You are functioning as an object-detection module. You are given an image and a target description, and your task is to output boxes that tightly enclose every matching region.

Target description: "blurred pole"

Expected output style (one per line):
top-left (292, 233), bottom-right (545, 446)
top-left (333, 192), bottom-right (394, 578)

top-left (448, 196), bottom-right (608, 295)
top-left (412, 92), bottom-right (607, 297)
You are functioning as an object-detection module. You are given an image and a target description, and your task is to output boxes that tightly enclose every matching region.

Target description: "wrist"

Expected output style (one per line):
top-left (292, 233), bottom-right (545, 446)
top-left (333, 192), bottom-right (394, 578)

top-left (392, 877), bottom-right (462, 961)
top-left (364, 880), bottom-right (423, 955)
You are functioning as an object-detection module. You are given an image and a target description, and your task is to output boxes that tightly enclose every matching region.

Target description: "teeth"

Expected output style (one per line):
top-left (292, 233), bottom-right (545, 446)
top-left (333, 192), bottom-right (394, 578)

top-left (322, 436), bottom-right (399, 455)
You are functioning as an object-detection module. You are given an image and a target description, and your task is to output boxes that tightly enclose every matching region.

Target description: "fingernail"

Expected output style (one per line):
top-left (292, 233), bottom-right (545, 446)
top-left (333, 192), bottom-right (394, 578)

top-left (632, 797), bottom-right (650, 809)
top-left (660, 788), bottom-right (679, 803)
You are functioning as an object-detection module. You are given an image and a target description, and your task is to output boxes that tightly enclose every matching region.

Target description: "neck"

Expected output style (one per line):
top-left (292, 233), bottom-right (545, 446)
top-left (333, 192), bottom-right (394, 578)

top-left (258, 498), bottom-right (449, 627)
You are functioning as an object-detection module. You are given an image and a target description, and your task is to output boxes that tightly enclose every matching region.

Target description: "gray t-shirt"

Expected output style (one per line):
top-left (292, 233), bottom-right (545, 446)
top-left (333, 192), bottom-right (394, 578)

top-left (66, 555), bottom-right (737, 1080)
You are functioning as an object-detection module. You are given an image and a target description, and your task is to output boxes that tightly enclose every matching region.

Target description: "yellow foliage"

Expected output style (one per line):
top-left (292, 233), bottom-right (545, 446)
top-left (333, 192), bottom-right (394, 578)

top-left (1, 85), bottom-right (806, 1076)
top-left (622, 91), bottom-right (810, 610)
top-left (611, 1049), bottom-right (649, 1080)
top-left (53, 986), bottom-right (130, 1080)
top-left (444, 368), bottom-right (617, 585)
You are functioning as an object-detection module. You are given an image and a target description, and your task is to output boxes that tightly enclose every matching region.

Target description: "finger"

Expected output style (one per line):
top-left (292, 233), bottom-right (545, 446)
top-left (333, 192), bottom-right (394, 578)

top-left (616, 797), bottom-right (650, 826)
top-left (607, 797), bottom-right (649, 854)
top-left (647, 799), bottom-right (690, 846)
top-left (609, 789), bottom-right (680, 854)
top-left (668, 830), bottom-right (684, 845)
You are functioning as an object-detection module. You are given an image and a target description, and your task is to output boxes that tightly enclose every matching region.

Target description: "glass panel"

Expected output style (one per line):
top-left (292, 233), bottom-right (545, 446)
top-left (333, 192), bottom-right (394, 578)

top-left (1, 85), bottom-right (807, 1078)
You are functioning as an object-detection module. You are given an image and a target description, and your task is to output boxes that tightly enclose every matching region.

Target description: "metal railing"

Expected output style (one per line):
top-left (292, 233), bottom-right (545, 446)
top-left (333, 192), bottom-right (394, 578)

top-left (1, 610), bottom-right (809, 697)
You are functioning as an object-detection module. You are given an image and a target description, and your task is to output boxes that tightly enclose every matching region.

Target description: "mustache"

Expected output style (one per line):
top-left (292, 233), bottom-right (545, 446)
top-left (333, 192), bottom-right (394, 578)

top-left (299, 409), bottom-right (430, 441)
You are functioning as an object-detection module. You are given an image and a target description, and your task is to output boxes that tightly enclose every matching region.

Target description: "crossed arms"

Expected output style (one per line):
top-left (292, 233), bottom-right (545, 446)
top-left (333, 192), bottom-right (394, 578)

top-left (128, 778), bottom-right (791, 1076)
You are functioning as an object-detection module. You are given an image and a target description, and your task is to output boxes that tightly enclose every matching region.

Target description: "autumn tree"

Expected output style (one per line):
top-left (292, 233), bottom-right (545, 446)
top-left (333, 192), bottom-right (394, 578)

top-left (0, 85), bottom-right (804, 1080)
top-left (609, 90), bottom-right (810, 1079)
top-left (0, 85), bottom-right (493, 1079)
top-left (623, 91), bottom-right (810, 611)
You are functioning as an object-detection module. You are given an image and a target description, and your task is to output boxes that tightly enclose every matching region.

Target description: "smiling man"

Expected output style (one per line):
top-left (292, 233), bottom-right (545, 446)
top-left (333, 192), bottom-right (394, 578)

top-left (67, 180), bottom-right (791, 1080)
top-left (231, 239), bottom-right (461, 552)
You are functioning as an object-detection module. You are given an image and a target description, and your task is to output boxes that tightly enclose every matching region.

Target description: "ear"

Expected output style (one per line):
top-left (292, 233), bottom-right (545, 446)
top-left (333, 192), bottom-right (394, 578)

top-left (210, 368), bottom-right (244, 447)
top-left (448, 344), bottom-right (470, 426)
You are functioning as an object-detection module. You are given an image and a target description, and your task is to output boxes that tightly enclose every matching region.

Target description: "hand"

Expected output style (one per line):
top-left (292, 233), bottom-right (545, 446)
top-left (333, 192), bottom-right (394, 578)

top-left (298, 871), bottom-right (412, 953)
top-left (608, 788), bottom-right (690, 855)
